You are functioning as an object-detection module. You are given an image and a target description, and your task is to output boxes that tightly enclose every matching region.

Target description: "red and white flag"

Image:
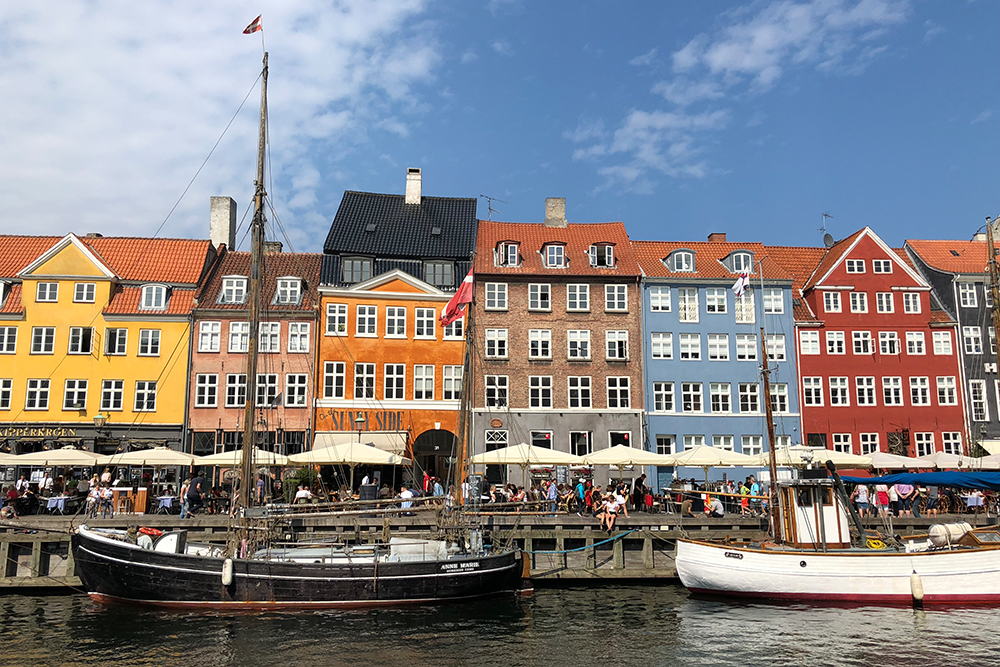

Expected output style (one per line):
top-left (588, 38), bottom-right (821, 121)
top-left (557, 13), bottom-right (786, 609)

top-left (440, 269), bottom-right (474, 327)
top-left (731, 272), bottom-right (750, 297)
top-left (243, 15), bottom-right (263, 34)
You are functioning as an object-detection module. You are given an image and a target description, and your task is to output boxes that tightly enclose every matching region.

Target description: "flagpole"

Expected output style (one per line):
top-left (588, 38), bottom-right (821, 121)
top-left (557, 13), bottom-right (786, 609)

top-left (260, 17), bottom-right (265, 56)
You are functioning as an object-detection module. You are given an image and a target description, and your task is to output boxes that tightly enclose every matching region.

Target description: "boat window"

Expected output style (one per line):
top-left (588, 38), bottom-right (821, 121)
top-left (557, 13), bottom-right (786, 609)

top-left (975, 532), bottom-right (1000, 543)
top-left (797, 489), bottom-right (813, 507)
top-left (822, 487), bottom-right (834, 506)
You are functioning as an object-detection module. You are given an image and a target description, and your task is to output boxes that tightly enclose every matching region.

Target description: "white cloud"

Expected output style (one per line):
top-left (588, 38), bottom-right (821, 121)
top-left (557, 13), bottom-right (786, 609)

top-left (461, 48), bottom-right (478, 64)
top-left (923, 19), bottom-right (945, 42)
top-left (652, 77), bottom-right (725, 107)
top-left (0, 1), bottom-right (440, 249)
top-left (629, 48), bottom-right (658, 66)
top-left (972, 110), bottom-right (993, 124)
top-left (491, 39), bottom-right (514, 56)
top-left (563, 119), bottom-right (607, 143)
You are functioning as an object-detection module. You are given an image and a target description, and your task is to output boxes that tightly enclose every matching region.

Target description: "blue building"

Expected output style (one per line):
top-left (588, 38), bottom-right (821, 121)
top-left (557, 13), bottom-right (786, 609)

top-left (634, 235), bottom-right (801, 489)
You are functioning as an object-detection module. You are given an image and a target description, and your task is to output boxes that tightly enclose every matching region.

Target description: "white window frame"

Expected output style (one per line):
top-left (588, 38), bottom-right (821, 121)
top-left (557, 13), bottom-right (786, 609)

top-left (653, 382), bottom-right (673, 413)
top-left (0, 327), bottom-right (15, 354)
top-left (275, 278), bottom-right (301, 305)
top-left (846, 259), bottom-right (865, 274)
top-left (853, 331), bottom-right (872, 355)
top-left (529, 376), bottom-right (553, 408)
top-left (134, 380), bottom-right (157, 412)
top-left (568, 376), bottom-right (592, 409)
top-left (485, 375), bottom-right (508, 408)
top-left (101, 379), bottom-right (124, 411)
top-left (650, 332), bottom-right (672, 359)
top-left (356, 305), bottom-right (377, 336)
top-left (802, 377), bottom-right (823, 406)
top-left (485, 328), bottom-right (508, 359)
top-left (763, 288), bottom-right (783, 314)
top-left (198, 321), bottom-right (221, 353)
top-left (605, 330), bottom-right (629, 360)
top-left (882, 376), bottom-right (903, 406)
top-left (705, 288), bottom-right (727, 314)
top-left (850, 292), bottom-right (868, 313)
top-left (959, 282), bottom-right (978, 308)
top-left (649, 286), bottom-right (670, 312)
top-left (225, 374), bottom-right (247, 407)
top-left (879, 331), bottom-right (899, 355)
top-left (607, 376), bottom-right (630, 408)
top-left (139, 284), bottom-right (167, 311)
top-left (443, 365), bottom-right (463, 400)
top-left (326, 303), bottom-right (348, 335)
top-left (415, 308), bottom-right (436, 339)
top-left (63, 379), bottom-right (88, 410)
top-left (35, 282), bottom-right (58, 303)
top-left (738, 383), bottom-right (759, 413)
top-left (829, 377), bottom-right (850, 406)
top-left (678, 287), bottom-right (699, 323)
top-left (286, 322), bottom-right (310, 353)
top-left (914, 432), bottom-right (935, 458)
top-left (964, 326), bottom-right (983, 355)
top-left (255, 373), bottom-right (279, 407)
top-left (734, 292), bottom-right (755, 324)
top-left (384, 364), bottom-right (405, 400)
top-left (906, 331), bottom-right (925, 355)
top-left (567, 330), bottom-right (591, 360)
top-left (678, 333), bottom-right (700, 360)
top-left (876, 292), bottom-right (894, 313)
top-left (219, 276), bottom-right (247, 304)
top-left (485, 283), bottom-right (508, 311)
top-left (285, 374), bottom-right (308, 406)
top-left (354, 363), bottom-right (375, 399)
top-left (105, 328), bottom-right (127, 356)
top-left (323, 362), bottom-right (345, 399)
top-left (732, 252), bottom-right (752, 273)
top-left (25, 378), bottom-right (50, 410)
top-left (936, 376), bottom-right (957, 406)
top-left (74, 282), bottom-right (96, 303)
top-left (824, 291), bottom-right (841, 313)
top-left (528, 284), bottom-right (551, 311)
top-left (873, 259), bottom-right (892, 274)
top-left (710, 382), bottom-right (731, 413)
top-left (736, 334), bottom-right (757, 361)
top-left (258, 322), bottom-right (280, 353)
top-left (826, 331), bottom-right (845, 355)
top-left (195, 374), bottom-right (218, 408)
top-left (67, 327), bottom-right (93, 355)
top-left (910, 376), bottom-right (931, 406)
top-left (604, 284), bottom-right (627, 312)
top-left (229, 321), bottom-right (249, 353)
top-left (545, 244), bottom-right (565, 268)
top-left (832, 433), bottom-right (852, 453)
top-left (681, 382), bottom-right (703, 413)
top-left (903, 293), bottom-right (921, 314)
top-left (932, 331), bottom-right (952, 355)
top-left (860, 433), bottom-right (879, 455)
top-left (765, 334), bottom-right (785, 361)
top-left (707, 333), bottom-right (729, 361)
top-left (589, 244), bottom-right (614, 268)
top-left (856, 376), bottom-right (877, 406)
top-left (799, 331), bottom-right (820, 355)
top-left (385, 307), bottom-right (407, 338)
top-left (31, 326), bottom-right (55, 354)
top-left (567, 284), bottom-right (590, 312)
top-left (942, 432), bottom-right (962, 455)
top-left (673, 251), bottom-right (694, 272)
top-left (529, 329), bottom-right (552, 359)
top-left (138, 329), bottom-right (160, 356)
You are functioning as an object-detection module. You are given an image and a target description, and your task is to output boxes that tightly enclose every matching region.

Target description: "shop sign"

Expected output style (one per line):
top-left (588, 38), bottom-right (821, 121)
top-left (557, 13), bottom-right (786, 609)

top-left (0, 426), bottom-right (78, 438)
top-left (324, 410), bottom-right (405, 431)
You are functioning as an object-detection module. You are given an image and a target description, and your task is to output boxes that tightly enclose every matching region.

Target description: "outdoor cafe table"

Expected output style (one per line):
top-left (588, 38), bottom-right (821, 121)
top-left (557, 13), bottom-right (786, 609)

top-left (46, 496), bottom-right (68, 514)
top-left (156, 496), bottom-right (175, 513)
top-left (964, 494), bottom-right (985, 510)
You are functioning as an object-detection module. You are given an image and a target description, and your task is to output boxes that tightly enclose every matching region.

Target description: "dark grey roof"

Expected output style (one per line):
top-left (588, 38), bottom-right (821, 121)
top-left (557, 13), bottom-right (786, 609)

top-left (320, 255), bottom-right (469, 291)
top-left (323, 191), bottom-right (478, 259)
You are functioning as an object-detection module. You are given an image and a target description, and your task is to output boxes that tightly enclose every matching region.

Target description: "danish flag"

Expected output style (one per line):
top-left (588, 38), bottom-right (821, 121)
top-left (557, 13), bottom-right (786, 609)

top-left (440, 269), bottom-right (474, 327)
top-left (243, 15), bottom-right (263, 34)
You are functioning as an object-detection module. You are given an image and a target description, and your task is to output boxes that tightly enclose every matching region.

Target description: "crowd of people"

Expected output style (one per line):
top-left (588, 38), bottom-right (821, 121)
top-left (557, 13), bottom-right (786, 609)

top-left (845, 482), bottom-right (985, 518)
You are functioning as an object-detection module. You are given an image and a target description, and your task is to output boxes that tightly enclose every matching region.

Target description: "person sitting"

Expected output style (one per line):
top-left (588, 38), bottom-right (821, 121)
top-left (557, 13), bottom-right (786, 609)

top-left (706, 496), bottom-right (725, 518)
top-left (680, 494), bottom-right (695, 517)
top-left (604, 492), bottom-right (621, 533)
top-left (293, 485), bottom-right (312, 504)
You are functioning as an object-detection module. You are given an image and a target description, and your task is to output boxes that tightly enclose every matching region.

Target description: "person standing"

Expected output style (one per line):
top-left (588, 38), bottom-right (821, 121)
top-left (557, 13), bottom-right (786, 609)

top-left (851, 483), bottom-right (870, 518)
top-left (749, 477), bottom-right (761, 517)
top-left (894, 482), bottom-right (914, 517)
top-left (186, 471), bottom-right (204, 515)
top-left (925, 485), bottom-right (939, 517)
top-left (633, 474), bottom-right (647, 512)
top-left (179, 478), bottom-right (190, 519)
top-left (14, 475), bottom-right (28, 494)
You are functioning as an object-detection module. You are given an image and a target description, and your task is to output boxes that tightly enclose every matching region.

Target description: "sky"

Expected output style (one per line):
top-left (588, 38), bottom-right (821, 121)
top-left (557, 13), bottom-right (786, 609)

top-left (0, 0), bottom-right (997, 253)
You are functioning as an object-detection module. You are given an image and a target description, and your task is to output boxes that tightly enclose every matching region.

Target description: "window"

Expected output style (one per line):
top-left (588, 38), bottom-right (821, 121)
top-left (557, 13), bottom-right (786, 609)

top-left (497, 243), bottom-right (518, 267)
top-left (134, 381), bottom-right (157, 412)
top-left (275, 278), bottom-right (301, 304)
top-left (255, 374), bottom-right (279, 407)
top-left (860, 433), bottom-right (879, 455)
top-left (104, 328), bottom-right (127, 355)
top-left (800, 331), bottom-right (820, 355)
top-left (566, 284), bottom-right (590, 312)
top-left (31, 327), bottom-right (55, 354)
top-left (605, 284), bottom-right (627, 312)
top-left (706, 288), bottom-right (727, 313)
top-left (219, 277), bottom-right (247, 304)
top-left (485, 329), bottom-right (508, 358)
top-left (529, 376), bottom-right (552, 408)
top-left (354, 364), bottom-right (375, 399)
top-left (826, 331), bottom-right (845, 355)
top-left (285, 375), bottom-right (308, 406)
top-left (384, 364), bottom-right (405, 400)
top-left (903, 293), bottom-right (920, 313)
top-left (414, 365), bottom-right (434, 400)
top-left (678, 333), bottom-right (700, 360)
top-left (933, 331), bottom-right (952, 355)
top-left (738, 383), bottom-right (759, 413)
top-left (606, 330), bottom-right (629, 360)
top-left (101, 380), bottom-right (124, 411)
top-left (529, 329), bottom-right (552, 359)
top-left (567, 330), bottom-right (591, 359)
top-left (342, 258), bottom-right (371, 283)
top-left (937, 376), bottom-right (957, 405)
top-left (74, 282), bottom-right (95, 303)
top-left (485, 375), bottom-right (508, 408)
top-left (829, 377), bottom-right (850, 406)
top-left (736, 334), bottom-right (757, 360)
top-left (443, 366), bottom-right (463, 400)
top-left (67, 327), bottom-right (93, 354)
top-left (900, 331), bottom-right (923, 355)
top-left (879, 331), bottom-right (899, 355)
top-left (444, 315), bottom-right (463, 339)
top-left (882, 377), bottom-right (903, 406)
top-left (763, 288), bottom-right (783, 314)
top-left (195, 374), bottom-right (218, 407)
top-left (529, 284), bottom-right (551, 311)
top-left (655, 435), bottom-right (675, 456)
top-left (853, 331), bottom-right (872, 355)
top-left (741, 436), bottom-right (763, 457)
top-left (198, 321), bottom-right (221, 352)
top-left (681, 383), bottom-right (703, 412)
top-left (532, 431), bottom-right (553, 449)
top-left (683, 435), bottom-right (705, 449)
top-left (942, 432), bottom-right (962, 455)
top-left (326, 303), bottom-right (348, 335)
top-left (385, 307), bottom-right (406, 337)
top-left (846, 259), bottom-right (865, 273)
top-left (590, 244), bottom-right (614, 267)
top-left (649, 286), bottom-right (671, 312)
top-left (36, 282), bottom-right (58, 302)
top-left (850, 292), bottom-right (867, 313)
top-left (138, 329), bottom-right (160, 356)
top-left (653, 382), bottom-right (674, 412)
top-left (964, 327), bottom-right (984, 355)
top-left (732, 252), bottom-right (752, 273)
top-left (568, 376), bottom-right (592, 408)
top-left (959, 282), bottom-right (978, 308)
top-left (226, 374), bottom-right (247, 407)
top-left (765, 334), bottom-right (785, 361)
top-left (707, 334), bottom-right (729, 360)
top-left (226, 322), bottom-right (248, 353)
top-left (258, 322), bottom-right (280, 352)
top-left (876, 292), bottom-right (893, 313)
top-left (63, 379), bottom-right (87, 410)
top-left (544, 245), bottom-right (565, 268)
top-left (0, 327), bottom-right (15, 354)
top-left (770, 384), bottom-right (788, 413)
top-left (992, 327), bottom-right (997, 355)
top-left (909, 376), bottom-right (930, 406)
top-left (486, 430), bottom-right (509, 456)
top-left (356, 306), bottom-right (376, 336)
top-left (678, 288), bottom-right (699, 322)
top-left (25, 379), bottom-right (50, 410)
top-left (710, 435), bottom-right (733, 451)
top-left (323, 363), bottom-right (345, 399)
top-left (485, 283), bottom-right (508, 311)
top-left (650, 332), bottom-right (672, 359)
top-left (140, 285), bottom-right (166, 310)
top-left (824, 292), bottom-right (841, 313)
top-left (424, 261), bottom-right (453, 286)
top-left (710, 383), bottom-right (731, 413)
top-left (414, 308), bottom-right (435, 339)
top-left (572, 432), bottom-right (594, 457)
top-left (914, 433), bottom-right (934, 458)
top-left (856, 377), bottom-right (876, 406)
top-left (734, 292), bottom-right (755, 324)
top-left (873, 259), bottom-right (892, 274)
top-left (832, 433), bottom-right (852, 453)
top-left (607, 377), bottom-right (630, 408)
top-left (803, 377), bottom-right (823, 406)
top-left (673, 251), bottom-right (694, 272)
top-left (282, 322), bottom-right (309, 353)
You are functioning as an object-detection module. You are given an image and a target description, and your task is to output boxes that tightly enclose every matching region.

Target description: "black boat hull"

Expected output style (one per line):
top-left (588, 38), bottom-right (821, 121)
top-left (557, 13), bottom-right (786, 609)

top-left (72, 528), bottom-right (524, 608)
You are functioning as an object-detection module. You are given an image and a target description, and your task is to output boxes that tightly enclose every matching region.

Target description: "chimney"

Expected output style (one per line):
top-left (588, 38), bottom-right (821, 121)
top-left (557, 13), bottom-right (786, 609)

top-left (263, 241), bottom-right (283, 253)
top-left (544, 197), bottom-right (567, 228)
top-left (405, 167), bottom-right (422, 205)
top-left (707, 232), bottom-right (726, 243)
top-left (210, 196), bottom-right (237, 249)
top-left (974, 232), bottom-right (987, 242)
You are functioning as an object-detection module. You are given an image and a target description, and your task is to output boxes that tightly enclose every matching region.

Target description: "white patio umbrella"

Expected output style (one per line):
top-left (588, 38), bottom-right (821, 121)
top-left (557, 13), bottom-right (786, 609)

top-left (925, 451), bottom-right (1000, 471)
top-left (288, 442), bottom-right (412, 489)
top-left (16, 446), bottom-right (101, 466)
top-left (754, 446), bottom-right (871, 469)
top-left (197, 448), bottom-right (289, 467)
top-left (978, 454), bottom-right (1000, 469)
top-left (662, 445), bottom-right (759, 484)
top-left (868, 452), bottom-right (936, 470)
top-left (0, 452), bottom-right (18, 464)
top-left (583, 445), bottom-right (675, 480)
top-left (96, 446), bottom-right (197, 466)
top-left (470, 443), bottom-right (583, 466)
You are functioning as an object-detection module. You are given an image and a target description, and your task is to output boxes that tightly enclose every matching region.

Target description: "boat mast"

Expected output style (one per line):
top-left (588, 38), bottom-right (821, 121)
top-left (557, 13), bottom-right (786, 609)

top-left (453, 283), bottom-right (474, 508)
top-left (987, 218), bottom-right (1000, 393)
top-left (760, 329), bottom-right (783, 544)
top-left (237, 52), bottom-right (269, 513)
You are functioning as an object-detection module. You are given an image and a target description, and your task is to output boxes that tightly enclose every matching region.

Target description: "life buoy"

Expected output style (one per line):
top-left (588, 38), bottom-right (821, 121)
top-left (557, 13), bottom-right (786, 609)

top-left (138, 526), bottom-right (164, 537)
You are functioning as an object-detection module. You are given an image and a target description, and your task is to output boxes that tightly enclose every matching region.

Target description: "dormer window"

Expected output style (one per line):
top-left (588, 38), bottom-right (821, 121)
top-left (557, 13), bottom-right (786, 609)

top-left (731, 252), bottom-right (753, 273)
top-left (545, 244), bottom-right (566, 268)
top-left (672, 251), bottom-right (694, 273)
top-left (139, 284), bottom-right (167, 311)
top-left (218, 276), bottom-right (247, 304)
top-left (342, 257), bottom-right (372, 283)
top-left (424, 261), bottom-right (454, 287)
top-left (275, 277), bottom-right (302, 305)
top-left (497, 242), bottom-right (519, 267)
top-left (590, 244), bottom-right (614, 268)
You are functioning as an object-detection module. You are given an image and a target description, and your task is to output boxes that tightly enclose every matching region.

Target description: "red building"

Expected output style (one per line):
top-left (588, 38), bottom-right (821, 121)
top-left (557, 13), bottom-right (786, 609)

top-left (775, 227), bottom-right (965, 457)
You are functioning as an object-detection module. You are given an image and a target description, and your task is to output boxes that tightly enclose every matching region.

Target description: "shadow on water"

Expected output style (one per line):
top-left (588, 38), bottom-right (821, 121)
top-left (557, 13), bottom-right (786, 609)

top-left (3, 586), bottom-right (1000, 666)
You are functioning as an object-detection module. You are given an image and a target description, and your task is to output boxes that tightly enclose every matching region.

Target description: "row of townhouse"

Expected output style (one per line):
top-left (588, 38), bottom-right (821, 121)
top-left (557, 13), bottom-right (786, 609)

top-left (0, 167), bottom-right (995, 487)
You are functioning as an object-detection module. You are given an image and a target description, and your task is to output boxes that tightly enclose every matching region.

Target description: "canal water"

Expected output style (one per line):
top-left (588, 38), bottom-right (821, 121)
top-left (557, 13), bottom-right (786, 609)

top-left (2, 586), bottom-right (999, 666)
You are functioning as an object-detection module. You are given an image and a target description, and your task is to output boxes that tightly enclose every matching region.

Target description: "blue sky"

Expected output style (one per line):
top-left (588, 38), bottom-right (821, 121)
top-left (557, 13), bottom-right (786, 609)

top-left (0, 1), bottom-right (996, 252)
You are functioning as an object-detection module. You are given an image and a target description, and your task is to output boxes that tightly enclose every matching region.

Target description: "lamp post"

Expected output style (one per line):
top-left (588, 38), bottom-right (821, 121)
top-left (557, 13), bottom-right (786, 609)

top-left (352, 415), bottom-right (366, 491)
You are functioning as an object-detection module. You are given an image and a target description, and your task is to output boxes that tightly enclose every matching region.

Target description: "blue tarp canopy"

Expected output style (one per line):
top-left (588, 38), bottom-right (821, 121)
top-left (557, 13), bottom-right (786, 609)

top-left (840, 472), bottom-right (1000, 491)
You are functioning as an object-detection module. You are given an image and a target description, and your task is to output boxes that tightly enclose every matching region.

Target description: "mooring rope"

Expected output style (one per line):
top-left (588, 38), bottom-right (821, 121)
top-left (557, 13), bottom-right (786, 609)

top-left (520, 528), bottom-right (637, 554)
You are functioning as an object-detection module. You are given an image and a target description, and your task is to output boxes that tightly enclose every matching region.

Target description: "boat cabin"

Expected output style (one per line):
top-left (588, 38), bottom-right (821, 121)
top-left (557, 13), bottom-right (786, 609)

top-left (777, 478), bottom-right (851, 550)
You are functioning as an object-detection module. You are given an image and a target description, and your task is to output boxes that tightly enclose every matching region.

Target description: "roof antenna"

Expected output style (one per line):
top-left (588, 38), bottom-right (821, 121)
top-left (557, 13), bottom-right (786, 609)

top-left (821, 213), bottom-right (835, 248)
top-left (480, 194), bottom-right (507, 222)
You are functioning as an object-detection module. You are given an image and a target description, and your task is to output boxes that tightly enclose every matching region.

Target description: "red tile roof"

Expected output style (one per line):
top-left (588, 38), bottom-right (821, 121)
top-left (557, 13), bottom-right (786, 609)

top-left (0, 284), bottom-right (23, 316)
top-left (634, 240), bottom-right (795, 280)
top-left (474, 221), bottom-right (640, 276)
top-left (102, 286), bottom-right (196, 316)
top-left (195, 251), bottom-right (323, 313)
top-left (764, 245), bottom-right (828, 323)
top-left (801, 228), bottom-right (866, 291)
top-left (905, 239), bottom-right (989, 275)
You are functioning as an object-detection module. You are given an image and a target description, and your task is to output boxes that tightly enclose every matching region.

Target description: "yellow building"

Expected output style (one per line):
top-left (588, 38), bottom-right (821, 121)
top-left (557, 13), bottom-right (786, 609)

top-left (0, 233), bottom-right (216, 468)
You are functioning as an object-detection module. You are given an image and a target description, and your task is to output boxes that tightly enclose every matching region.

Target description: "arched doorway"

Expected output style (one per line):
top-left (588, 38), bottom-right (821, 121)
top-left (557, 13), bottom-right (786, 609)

top-left (411, 429), bottom-right (458, 486)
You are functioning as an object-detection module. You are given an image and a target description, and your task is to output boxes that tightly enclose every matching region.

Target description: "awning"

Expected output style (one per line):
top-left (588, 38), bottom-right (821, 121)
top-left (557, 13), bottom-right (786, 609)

top-left (980, 440), bottom-right (1000, 456)
top-left (313, 432), bottom-right (408, 455)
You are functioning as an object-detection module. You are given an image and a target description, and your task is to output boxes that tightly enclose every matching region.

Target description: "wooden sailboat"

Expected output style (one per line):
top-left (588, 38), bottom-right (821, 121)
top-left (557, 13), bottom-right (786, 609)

top-left (70, 53), bottom-right (524, 608)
